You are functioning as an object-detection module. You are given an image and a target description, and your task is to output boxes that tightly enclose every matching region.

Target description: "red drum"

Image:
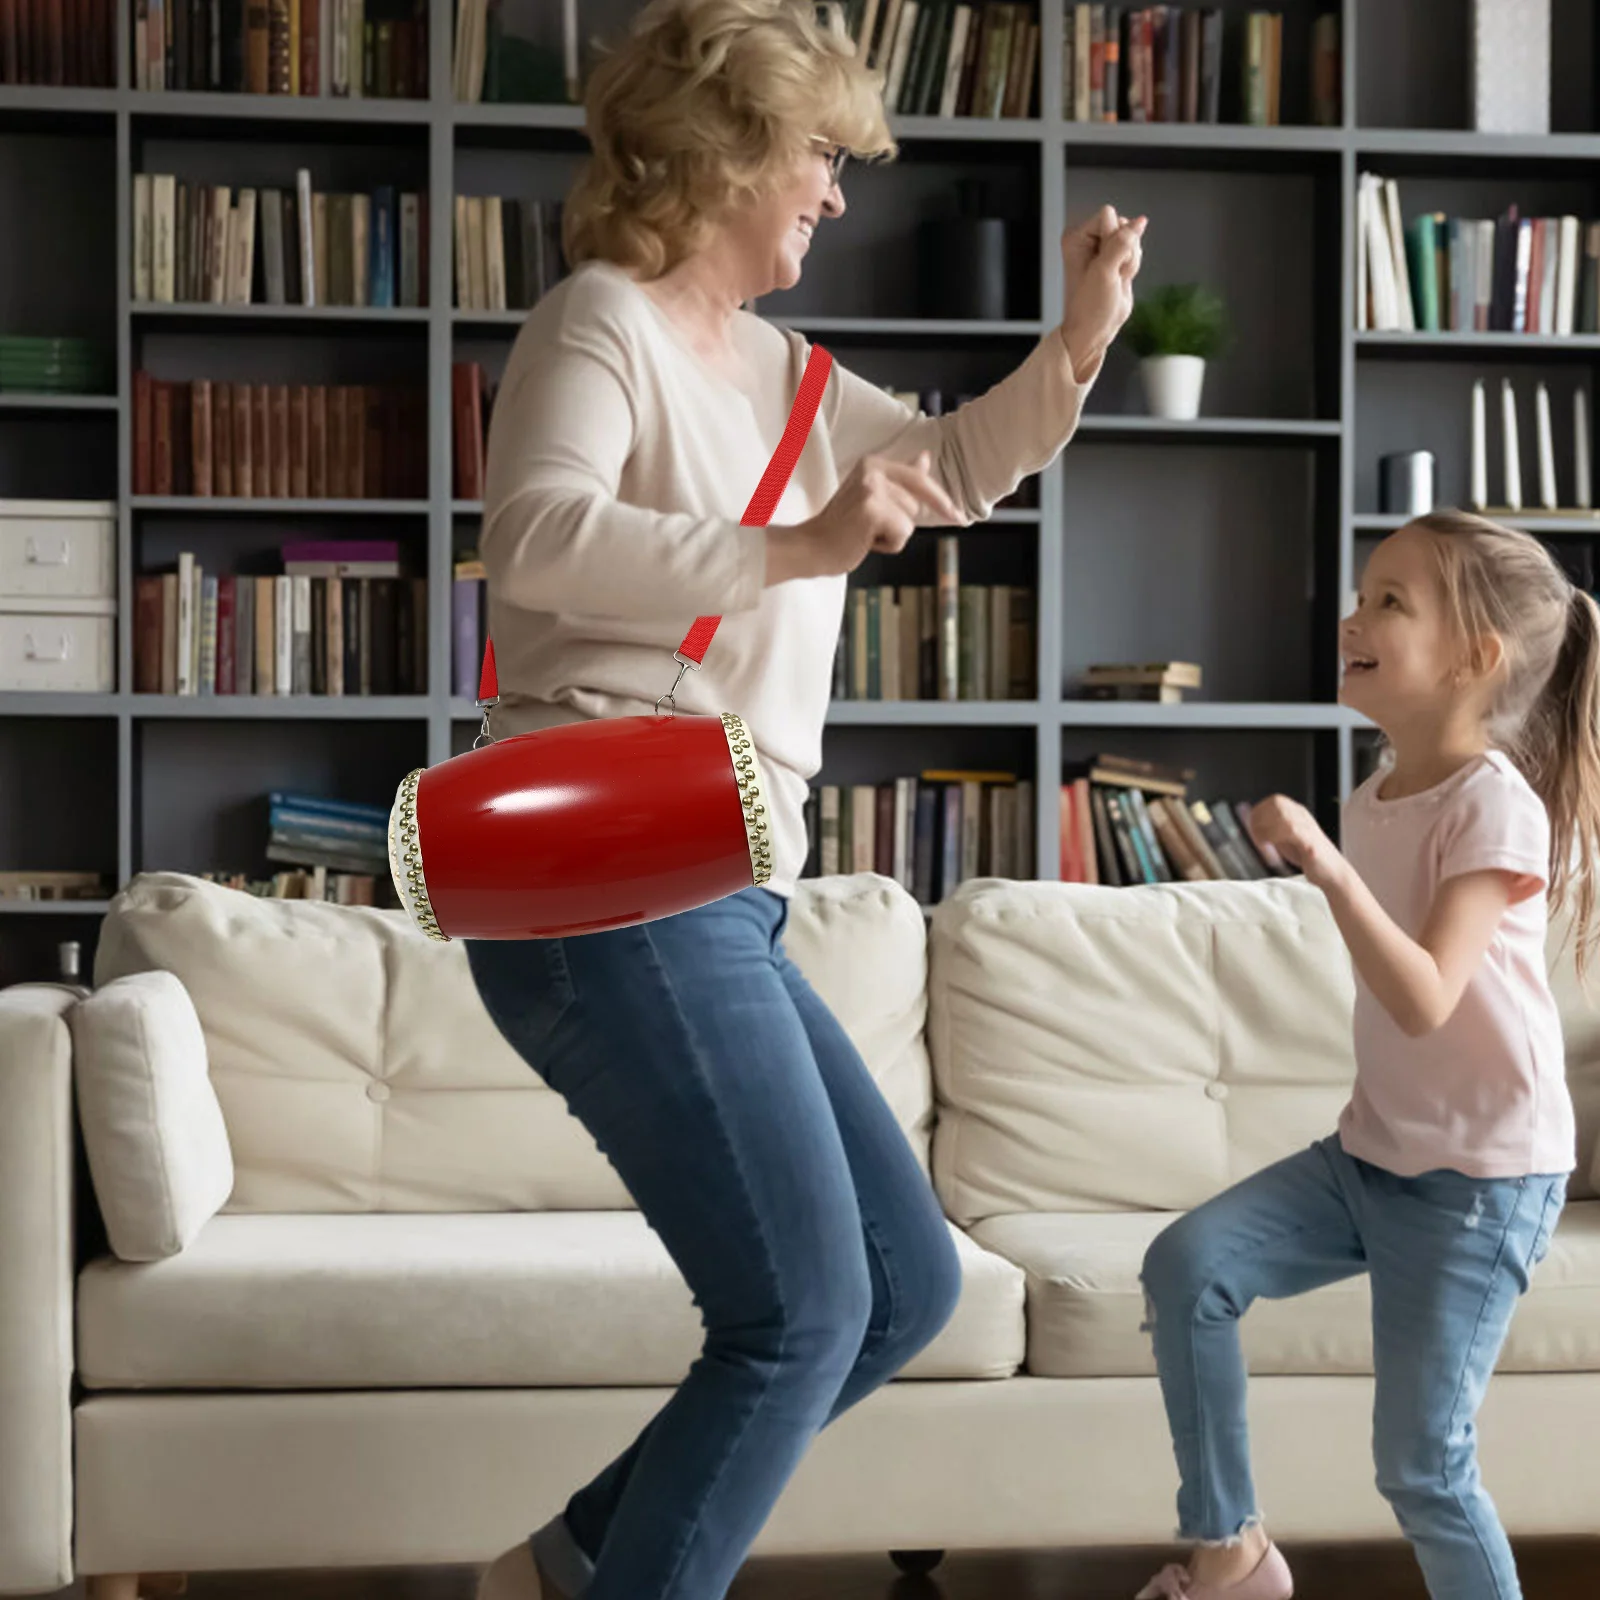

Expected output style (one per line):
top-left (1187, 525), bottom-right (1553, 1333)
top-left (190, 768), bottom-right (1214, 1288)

top-left (388, 344), bottom-right (832, 942)
top-left (389, 709), bottom-right (772, 940)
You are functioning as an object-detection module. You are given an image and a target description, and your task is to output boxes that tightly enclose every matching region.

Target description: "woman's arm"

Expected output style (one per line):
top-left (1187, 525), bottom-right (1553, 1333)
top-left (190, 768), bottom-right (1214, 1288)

top-left (1247, 794), bottom-right (1531, 1037)
top-left (822, 212), bottom-right (1144, 523)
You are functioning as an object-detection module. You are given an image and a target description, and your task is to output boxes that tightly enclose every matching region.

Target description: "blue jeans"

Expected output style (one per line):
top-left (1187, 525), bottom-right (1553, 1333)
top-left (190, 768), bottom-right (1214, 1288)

top-left (1140, 1134), bottom-right (1566, 1600)
top-left (465, 887), bottom-right (962, 1600)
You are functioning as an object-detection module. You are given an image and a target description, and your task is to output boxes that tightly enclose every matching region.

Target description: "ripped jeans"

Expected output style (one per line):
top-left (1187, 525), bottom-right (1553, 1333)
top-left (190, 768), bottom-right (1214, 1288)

top-left (1139, 1134), bottom-right (1566, 1600)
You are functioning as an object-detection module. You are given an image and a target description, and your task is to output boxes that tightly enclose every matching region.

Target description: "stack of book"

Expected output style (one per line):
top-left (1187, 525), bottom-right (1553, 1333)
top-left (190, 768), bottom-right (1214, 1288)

top-left (1059, 754), bottom-right (1291, 886)
top-left (132, 375), bottom-right (427, 500)
top-left (1358, 174), bottom-right (1600, 336)
top-left (452, 0), bottom-right (576, 104)
top-left (134, 540), bottom-right (427, 696)
top-left (1076, 660), bottom-right (1200, 704)
top-left (264, 790), bottom-right (390, 883)
top-left (802, 770), bottom-right (1035, 904)
top-left (132, 172), bottom-right (427, 309)
top-left (132, 0), bottom-right (427, 97)
top-left (453, 196), bottom-right (568, 312)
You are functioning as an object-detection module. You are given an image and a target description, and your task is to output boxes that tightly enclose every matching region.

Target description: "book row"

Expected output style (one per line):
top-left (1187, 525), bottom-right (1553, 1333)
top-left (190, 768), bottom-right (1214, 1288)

top-left (1064, 7), bottom-right (1330, 127)
top-left (834, 571), bottom-right (1036, 702)
top-left (1, 0), bottom-right (114, 84)
top-left (131, 375), bottom-right (428, 500)
top-left (133, 173), bottom-right (427, 310)
top-left (131, 0), bottom-right (426, 97)
top-left (454, 196), bottom-right (569, 314)
top-left (800, 772), bottom-right (1038, 901)
top-left (132, 551), bottom-right (426, 695)
top-left (1360, 174), bottom-right (1600, 337)
top-left (831, 0), bottom-right (1037, 119)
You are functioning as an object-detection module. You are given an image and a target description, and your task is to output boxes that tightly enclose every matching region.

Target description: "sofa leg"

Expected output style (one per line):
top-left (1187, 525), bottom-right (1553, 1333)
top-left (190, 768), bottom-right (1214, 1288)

top-left (140, 1576), bottom-right (189, 1597)
top-left (87, 1577), bottom-right (141, 1600)
top-left (889, 1550), bottom-right (945, 1577)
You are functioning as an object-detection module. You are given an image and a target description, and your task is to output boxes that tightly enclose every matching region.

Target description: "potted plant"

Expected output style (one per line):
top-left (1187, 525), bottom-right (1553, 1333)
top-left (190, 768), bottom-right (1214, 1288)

top-left (1123, 283), bottom-right (1229, 421)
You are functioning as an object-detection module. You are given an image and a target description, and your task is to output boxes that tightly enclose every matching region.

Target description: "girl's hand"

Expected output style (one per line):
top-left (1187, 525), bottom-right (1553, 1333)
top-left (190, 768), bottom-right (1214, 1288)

top-left (1060, 205), bottom-right (1147, 383)
top-left (1247, 794), bottom-right (1345, 890)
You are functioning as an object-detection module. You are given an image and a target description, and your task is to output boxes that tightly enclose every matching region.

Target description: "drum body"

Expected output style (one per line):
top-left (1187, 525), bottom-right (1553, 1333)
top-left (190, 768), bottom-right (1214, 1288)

top-left (388, 710), bottom-right (773, 940)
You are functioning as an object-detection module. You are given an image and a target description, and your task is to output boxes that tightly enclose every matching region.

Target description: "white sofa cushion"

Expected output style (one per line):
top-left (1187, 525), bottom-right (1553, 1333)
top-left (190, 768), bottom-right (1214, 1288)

top-left (67, 971), bottom-right (233, 1262)
top-left (92, 871), bottom-right (933, 1213)
top-left (76, 1213), bottom-right (1022, 1389)
top-left (928, 878), bottom-right (1358, 1225)
top-left (970, 1200), bottom-right (1600, 1379)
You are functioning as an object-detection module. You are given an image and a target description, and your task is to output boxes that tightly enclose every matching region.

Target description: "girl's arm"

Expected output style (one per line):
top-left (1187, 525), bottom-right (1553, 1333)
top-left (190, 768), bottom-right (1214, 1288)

top-left (1248, 795), bottom-right (1523, 1038)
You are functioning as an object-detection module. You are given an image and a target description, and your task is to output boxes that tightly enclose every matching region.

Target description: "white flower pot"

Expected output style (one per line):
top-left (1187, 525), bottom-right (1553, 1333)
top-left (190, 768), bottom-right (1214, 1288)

top-left (1140, 354), bottom-right (1207, 421)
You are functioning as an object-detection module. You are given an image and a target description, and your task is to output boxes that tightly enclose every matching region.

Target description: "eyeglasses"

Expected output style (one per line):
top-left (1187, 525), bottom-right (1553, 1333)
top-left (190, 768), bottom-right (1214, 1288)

top-left (809, 136), bottom-right (849, 184)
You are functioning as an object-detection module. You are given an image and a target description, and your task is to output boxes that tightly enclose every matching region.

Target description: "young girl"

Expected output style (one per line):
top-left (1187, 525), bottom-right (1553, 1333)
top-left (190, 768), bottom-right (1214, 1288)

top-left (1134, 509), bottom-right (1600, 1600)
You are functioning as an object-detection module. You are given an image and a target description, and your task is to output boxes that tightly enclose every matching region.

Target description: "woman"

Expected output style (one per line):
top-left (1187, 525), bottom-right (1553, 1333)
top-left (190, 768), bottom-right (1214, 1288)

top-left (466, 3), bottom-right (1144, 1598)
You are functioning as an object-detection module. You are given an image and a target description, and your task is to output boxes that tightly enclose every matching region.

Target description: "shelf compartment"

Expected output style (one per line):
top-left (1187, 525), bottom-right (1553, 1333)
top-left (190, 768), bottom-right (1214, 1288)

top-left (0, 715), bottom-right (118, 886)
top-left (134, 714), bottom-right (424, 878)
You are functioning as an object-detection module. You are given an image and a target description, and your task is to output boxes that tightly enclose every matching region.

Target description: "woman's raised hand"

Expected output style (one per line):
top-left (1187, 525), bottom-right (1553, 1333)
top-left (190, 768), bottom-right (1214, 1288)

top-left (1060, 204), bottom-right (1147, 383)
top-left (766, 451), bottom-right (964, 584)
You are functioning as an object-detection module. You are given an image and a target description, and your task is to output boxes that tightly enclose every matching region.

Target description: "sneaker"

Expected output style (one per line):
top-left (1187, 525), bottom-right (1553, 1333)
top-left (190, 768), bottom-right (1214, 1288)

top-left (476, 1540), bottom-right (570, 1600)
top-left (1135, 1541), bottom-right (1294, 1599)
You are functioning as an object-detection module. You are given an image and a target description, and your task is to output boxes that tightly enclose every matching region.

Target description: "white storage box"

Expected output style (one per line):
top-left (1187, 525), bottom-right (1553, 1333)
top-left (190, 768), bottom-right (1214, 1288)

top-left (0, 499), bottom-right (117, 602)
top-left (0, 598), bottom-right (116, 692)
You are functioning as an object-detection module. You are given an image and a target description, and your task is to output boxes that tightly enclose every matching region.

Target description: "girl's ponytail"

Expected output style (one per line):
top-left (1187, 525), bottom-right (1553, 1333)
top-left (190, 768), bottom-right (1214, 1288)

top-left (1523, 586), bottom-right (1600, 972)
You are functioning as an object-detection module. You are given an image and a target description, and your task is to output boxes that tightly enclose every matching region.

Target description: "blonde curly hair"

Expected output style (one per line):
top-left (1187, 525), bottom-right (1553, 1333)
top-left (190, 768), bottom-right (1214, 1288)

top-left (564, 0), bottom-right (894, 278)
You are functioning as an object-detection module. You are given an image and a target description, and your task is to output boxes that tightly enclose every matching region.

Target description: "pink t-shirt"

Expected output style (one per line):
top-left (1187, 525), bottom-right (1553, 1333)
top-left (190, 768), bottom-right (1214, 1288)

top-left (1337, 749), bottom-right (1576, 1180)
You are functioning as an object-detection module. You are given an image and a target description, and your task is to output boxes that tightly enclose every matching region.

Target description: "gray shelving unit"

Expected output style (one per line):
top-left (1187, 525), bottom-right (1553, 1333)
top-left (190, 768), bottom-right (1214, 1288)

top-left (1, 0), bottom-right (1595, 979)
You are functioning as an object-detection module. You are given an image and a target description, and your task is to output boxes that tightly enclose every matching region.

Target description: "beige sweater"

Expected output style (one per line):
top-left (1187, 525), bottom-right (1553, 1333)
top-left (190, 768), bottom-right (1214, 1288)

top-left (479, 258), bottom-right (1093, 897)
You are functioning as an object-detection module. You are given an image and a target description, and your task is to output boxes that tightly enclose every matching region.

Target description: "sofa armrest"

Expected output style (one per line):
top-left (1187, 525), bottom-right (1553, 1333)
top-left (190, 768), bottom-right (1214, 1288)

top-left (0, 985), bottom-right (81, 1595)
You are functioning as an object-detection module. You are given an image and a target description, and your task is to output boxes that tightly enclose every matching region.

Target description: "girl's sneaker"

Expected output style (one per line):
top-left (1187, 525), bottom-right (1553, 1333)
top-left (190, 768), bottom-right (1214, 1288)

top-left (1134, 1541), bottom-right (1294, 1599)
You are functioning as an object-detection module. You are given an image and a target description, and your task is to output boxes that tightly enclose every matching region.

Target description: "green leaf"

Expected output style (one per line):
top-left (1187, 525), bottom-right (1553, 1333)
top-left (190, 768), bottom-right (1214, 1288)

top-left (1124, 283), bottom-right (1230, 360)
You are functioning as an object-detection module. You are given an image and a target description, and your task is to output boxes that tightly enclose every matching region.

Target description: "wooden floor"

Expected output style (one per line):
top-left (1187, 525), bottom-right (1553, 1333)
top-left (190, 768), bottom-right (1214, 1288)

top-left (95, 1540), bottom-right (1600, 1600)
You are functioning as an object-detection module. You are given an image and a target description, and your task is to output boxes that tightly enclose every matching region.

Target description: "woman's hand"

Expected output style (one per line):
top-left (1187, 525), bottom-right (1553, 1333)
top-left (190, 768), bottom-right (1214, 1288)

top-left (1060, 204), bottom-right (1146, 383)
top-left (1246, 794), bottom-right (1344, 890)
top-left (766, 451), bottom-right (964, 584)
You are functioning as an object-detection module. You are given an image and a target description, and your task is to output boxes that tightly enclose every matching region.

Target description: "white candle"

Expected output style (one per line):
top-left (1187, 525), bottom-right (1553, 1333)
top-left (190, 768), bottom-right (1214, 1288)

top-left (1471, 379), bottom-right (1488, 509)
top-left (1537, 382), bottom-right (1558, 509)
top-left (1578, 390), bottom-right (1593, 510)
top-left (1502, 379), bottom-right (1523, 510)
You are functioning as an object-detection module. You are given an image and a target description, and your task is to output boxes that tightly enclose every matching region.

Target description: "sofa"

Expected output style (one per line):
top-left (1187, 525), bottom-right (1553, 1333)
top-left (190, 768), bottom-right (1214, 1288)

top-left (3, 868), bottom-right (1599, 1597)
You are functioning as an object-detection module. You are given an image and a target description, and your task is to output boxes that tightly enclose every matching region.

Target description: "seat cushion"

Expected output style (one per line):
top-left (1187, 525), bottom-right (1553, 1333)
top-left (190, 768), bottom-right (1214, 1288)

top-left (77, 1212), bottom-right (1023, 1390)
top-left (92, 870), bottom-right (933, 1212)
top-left (971, 1198), bottom-right (1600, 1378)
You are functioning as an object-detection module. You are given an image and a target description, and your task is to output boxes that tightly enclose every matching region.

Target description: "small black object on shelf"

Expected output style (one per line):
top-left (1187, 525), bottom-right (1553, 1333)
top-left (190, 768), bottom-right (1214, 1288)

top-left (917, 179), bottom-right (1009, 322)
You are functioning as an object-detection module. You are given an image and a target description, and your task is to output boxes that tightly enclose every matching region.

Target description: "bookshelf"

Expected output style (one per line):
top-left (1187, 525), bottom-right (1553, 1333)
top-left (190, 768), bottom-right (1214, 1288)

top-left (3, 0), bottom-right (1597, 978)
